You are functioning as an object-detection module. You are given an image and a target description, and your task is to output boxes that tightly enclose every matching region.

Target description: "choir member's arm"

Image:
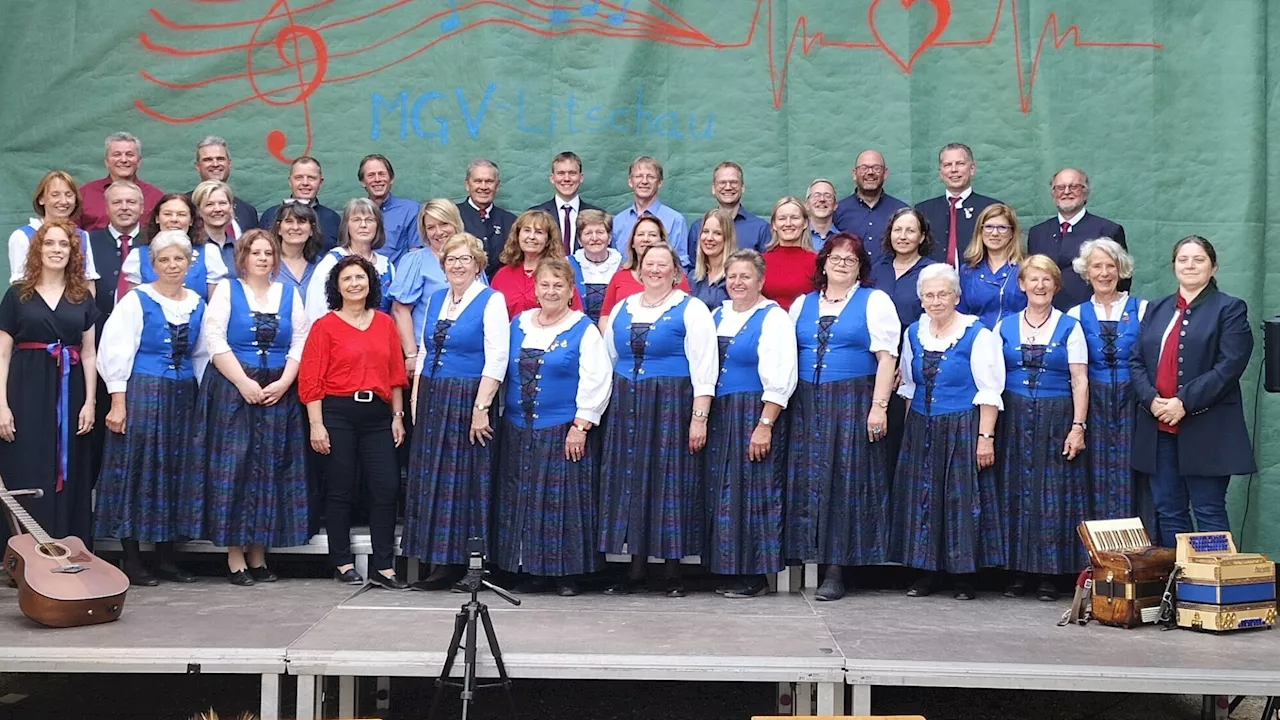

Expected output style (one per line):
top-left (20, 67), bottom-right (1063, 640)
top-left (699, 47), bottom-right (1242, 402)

top-left (1065, 319), bottom-right (1089, 459)
top-left (751, 306), bottom-right (798, 462)
top-left (204, 246), bottom-right (229, 301)
top-left (867, 290), bottom-right (902, 443)
top-left (0, 325), bottom-right (13, 442)
top-left (298, 318), bottom-right (331, 454)
top-left (897, 326), bottom-right (917, 422)
top-left (970, 325), bottom-right (1005, 470)
top-left (387, 319), bottom-right (407, 448)
top-left (468, 292), bottom-right (508, 447)
top-left (1174, 297), bottom-right (1252, 417)
top-left (262, 287), bottom-right (309, 406)
top-left (77, 324), bottom-right (97, 435)
top-left (566, 323), bottom-right (612, 462)
top-left (683, 297), bottom-right (718, 453)
top-left (206, 280), bottom-right (265, 405)
top-left (97, 291), bottom-right (146, 435)
top-left (305, 255), bottom-right (336, 324)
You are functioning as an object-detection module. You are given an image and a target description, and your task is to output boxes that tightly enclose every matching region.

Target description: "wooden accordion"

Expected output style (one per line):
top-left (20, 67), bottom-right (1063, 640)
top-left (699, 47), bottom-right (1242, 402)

top-left (1077, 518), bottom-right (1176, 628)
top-left (1175, 532), bottom-right (1276, 633)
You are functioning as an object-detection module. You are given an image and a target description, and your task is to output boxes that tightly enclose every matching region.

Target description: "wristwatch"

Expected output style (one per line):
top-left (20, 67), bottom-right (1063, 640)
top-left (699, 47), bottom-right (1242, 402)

top-left (393, 411), bottom-right (405, 418)
top-left (474, 402), bottom-right (490, 412)
top-left (978, 432), bottom-right (995, 440)
top-left (758, 416), bottom-right (774, 427)
top-left (872, 398), bottom-right (889, 409)
top-left (692, 409), bottom-right (709, 419)
top-left (572, 423), bottom-right (590, 433)
top-left (1072, 421), bottom-right (1087, 430)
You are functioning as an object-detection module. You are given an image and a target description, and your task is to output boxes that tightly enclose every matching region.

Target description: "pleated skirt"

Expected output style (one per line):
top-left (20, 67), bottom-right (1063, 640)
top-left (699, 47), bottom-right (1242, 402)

top-left (704, 391), bottom-right (786, 575)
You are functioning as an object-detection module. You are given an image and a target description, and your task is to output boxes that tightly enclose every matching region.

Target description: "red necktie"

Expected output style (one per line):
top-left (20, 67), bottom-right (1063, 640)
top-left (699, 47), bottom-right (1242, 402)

top-left (561, 204), bottom-right (573, 254)
top-left (946, 196), bottom-right (959, 267)
top-left (479, 206), bottom-right (489, 222)
top-left (1060, 221), bottom-right (1071, 236)
top-left (115, 235), bottom-right (132, 302)
top-left (1154, 292), bottom-right (1189, 434)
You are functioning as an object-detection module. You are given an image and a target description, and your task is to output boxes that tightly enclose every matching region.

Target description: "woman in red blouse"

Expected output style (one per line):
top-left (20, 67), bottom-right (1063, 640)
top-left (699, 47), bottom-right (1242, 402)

top-left (298, 254), bottom-right (409, 590)
top-left (761, 196), bottom-right (817, 311)
top-left (488, 209), bottom-right (582, 319)
top-left (598, 216), bottom-right (691, 322)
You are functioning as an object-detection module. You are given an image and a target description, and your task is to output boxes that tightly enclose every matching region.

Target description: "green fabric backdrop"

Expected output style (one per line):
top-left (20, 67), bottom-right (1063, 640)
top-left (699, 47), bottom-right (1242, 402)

top-left (2, 1), bottom-right (1276, 554)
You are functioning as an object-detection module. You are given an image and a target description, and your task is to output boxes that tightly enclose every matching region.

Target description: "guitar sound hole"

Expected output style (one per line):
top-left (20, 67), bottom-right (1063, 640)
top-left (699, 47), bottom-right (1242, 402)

top-left (36, 543), bottom-right (69, 559)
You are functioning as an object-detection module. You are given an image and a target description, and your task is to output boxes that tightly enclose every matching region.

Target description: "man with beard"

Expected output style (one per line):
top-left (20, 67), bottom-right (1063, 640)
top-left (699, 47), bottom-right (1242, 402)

top-left (916, 143), bottom-right (1001, 269)
top-left (805, 178), bottom-right (841, 251)
top-left (1028, 167), bottom-right (1128, 309)
top-left (611, 155), bottom-right (689, 268)
top-left (259, 156), bottom-right (342, 251)
top-left (530, 151), bottom-right (602, 254)
top-left (189, 136), bottom-right (259, 232)
top-left (833, 149), bottom-right (905, 262)
top-left (359, 153), bottom-right (420, 265)
top-left (456, 158), bottom-right (517, 277)
top-left (685, 161), bottom-right (770, 258)
top-left (79, 131), bottom-right (164, 231)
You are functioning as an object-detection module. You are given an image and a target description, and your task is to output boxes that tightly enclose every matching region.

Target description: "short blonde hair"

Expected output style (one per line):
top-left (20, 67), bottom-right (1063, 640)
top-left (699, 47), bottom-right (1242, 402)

top-left (416, 198), bottom-right (465, 247)
top-left (1018, 253), bottom-right (1063, 290)
top-left (963, 203), bottom-right (1024, 268)
top-left (765, 196), bottom-right (813, 251)
top-left (1071, 237), bottom-right (1134, 280)
top-left (439, 232), bottom-right (487, 276)
top-left (192, 179), bottom-right (234, 212)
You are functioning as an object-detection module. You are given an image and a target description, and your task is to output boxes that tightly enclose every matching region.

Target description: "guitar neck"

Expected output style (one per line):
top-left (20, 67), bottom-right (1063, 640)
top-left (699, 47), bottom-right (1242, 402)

top-left (0, 492), bottom-right (54, 546)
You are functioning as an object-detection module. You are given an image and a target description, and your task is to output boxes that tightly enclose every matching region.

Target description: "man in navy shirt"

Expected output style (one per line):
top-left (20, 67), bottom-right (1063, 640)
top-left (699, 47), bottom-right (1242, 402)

top-left (190, 135), bottom-right (258, 233)
top-left (915, 143), bottom-right (1001, 269)
top-left (530, 151), bottom-right (602, 254)
top-left (686, 161), bottom-right (771, 258)
top-left (611, 155), bottom-right (689, 268)
top-left (1027, 167), bottom-right (1128, 309)
top-left (259, 156), bottom-right (342, 251)
top-left (358, 153), bottom-right (420, 265)
top-left (804, 178), bottom-right (841, 251)
top-left (833, 149), bottom-right (906, 261)
top-left (456, 158), bottom-right (517, 277)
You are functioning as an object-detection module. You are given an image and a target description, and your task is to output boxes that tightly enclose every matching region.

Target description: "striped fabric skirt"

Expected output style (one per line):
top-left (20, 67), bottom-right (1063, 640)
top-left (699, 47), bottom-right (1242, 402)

top-left (185, 363), bottom-right (310, 548)
top-left (704, 391), bottom-right (786, 575)
top-left (785, 376), bottom-right (890, 566)
top-left (889, 407), bottom-right (1004, 573)
top-left (998, 392), bottom-right (1090, 574)
top-left (493, 418), bottom-right (602, 577)
top-left (402, 375), bottom-right (496, 564)
top-left (94, 374), bottom-right (199, 542)
top-left (598, 375), bottom-right (702, 559)
top-left (1086, 377), bottom-right (1151, 523)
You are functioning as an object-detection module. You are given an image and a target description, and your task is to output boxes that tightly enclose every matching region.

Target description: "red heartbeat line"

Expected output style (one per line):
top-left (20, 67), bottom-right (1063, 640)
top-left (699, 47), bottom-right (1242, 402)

top-left (135, 0), bottom-right (1161, 163)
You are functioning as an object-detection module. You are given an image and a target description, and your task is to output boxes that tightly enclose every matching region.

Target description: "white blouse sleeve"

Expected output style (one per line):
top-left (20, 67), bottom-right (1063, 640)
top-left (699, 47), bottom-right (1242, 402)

top-left (602, 305), bottom-right (621, 366)
top-left (970, 326), bottom-right (1006, 409)
top-left (897, 326), bottom-right (916, 400)
top-left (122, 247), bottom-right (142, 284)
top-left (1137, 299), bottom-right (1148, 321)
top-left (97, 291), bottom-right (145, 393)
top-left (757, 306), bottom-right (798, 407)
top-left (682, 298), bottom-right (719, 397)
top-left (788, 293), bottom-right (807, 324)
top-left (866, 289), bottom-right (902, 356)
top-left (7, 228), bottom-right (27, 284)
top-left (203, 279), bottom-right (234, 357)
top-left (481, 292), bottom-right (510, 382)
top-left (203, 245), bottom-right (229, 284)
top-left (306, 255), bottom-right (336, 324)
top-left (81, 232), bottom-right (100, 281)
top-left (574, 323), bottom-right (613, 423)
top-left (288, 287), bottom-right (309, 363)
top-left (192, 305), bottom-right (211, 385)
top-left (1065, 316), bottom-right (1088, 364)
top-left (1066, 305), bottom-right (1081, 320)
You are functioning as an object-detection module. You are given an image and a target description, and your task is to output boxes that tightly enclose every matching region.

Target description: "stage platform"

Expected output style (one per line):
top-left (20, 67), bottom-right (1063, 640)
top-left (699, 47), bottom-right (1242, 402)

top-left (1, 580), bottom-right (1277, 718)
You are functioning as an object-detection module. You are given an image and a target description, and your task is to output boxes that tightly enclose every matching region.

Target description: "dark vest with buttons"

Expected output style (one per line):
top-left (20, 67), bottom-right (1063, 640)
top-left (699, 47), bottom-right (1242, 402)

top-left (226, 280), bottom-right (293, 370)
top-left (1075, 296), bottom-right (1140, 383)
top-left (420, 287), bottom-right (495, 379)
top-left (999, 313), bottom-right (1077, 400)
top-left (905, 320), bottom-right (983, 416)
top-left (611, 297), bottom-right (693, 381)
top-left (711, 303), bottom-right (772, 397)
top-left (504, 314), bottom-right (592, 429)
top-left (131, 290), bottom-right (206, 381)
top-left (794, 288), bottom-right (877, 385)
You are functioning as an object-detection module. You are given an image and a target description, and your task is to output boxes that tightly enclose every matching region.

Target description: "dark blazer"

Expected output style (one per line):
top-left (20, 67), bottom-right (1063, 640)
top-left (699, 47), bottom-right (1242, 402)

top-left (1129, 287), bottom-right (1255, 477)
top-left (1027, 211), bottom-right (1128, 310)
top-left (457, 200), bottom-right (518, 277)
top-left (530, 198), bottom-right (603, 253)
top-left (87, 227), bottom-right (130, 341)
top-left (185, 192), bottom-right (259, 234)
top-left (916, 191), bottom-right (1001, 266)
top-left (259, 201), bottom-right (342, 252)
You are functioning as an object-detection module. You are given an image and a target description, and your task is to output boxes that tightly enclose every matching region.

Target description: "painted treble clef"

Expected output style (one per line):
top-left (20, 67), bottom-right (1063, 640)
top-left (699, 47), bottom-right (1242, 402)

top-left (246, 0), bottom-right (329, 163)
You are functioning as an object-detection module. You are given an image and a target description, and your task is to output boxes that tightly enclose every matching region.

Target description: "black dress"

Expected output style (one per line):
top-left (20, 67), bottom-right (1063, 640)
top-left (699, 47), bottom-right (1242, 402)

top-left (0, 285), bottom-right (98, 548)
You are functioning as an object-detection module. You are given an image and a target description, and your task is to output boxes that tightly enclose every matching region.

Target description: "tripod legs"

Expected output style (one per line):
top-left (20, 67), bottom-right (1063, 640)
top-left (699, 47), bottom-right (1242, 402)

top-left (427, 600), bottom-right (517, 720)
top-left (478, 603), bottom-right (518, 718)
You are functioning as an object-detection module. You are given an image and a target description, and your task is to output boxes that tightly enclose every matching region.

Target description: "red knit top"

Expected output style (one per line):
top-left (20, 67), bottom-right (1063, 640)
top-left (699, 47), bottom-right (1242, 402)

top-left (599, 268), bottom-right (693, 319)
top-left (298, 310), bottom-right (408, 404)
top-left (762, 245), bottom-right (818, 311)
top-left (490, 264), bottom-right (583, 319)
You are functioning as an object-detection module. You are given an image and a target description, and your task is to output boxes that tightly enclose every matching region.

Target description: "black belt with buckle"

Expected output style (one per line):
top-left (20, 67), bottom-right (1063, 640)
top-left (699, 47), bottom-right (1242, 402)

top-left (353, 390), bottom-right (375, 403)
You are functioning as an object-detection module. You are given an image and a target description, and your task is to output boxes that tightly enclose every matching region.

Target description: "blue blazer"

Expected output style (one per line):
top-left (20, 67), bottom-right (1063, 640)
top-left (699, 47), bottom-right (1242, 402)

top-left (1129, 287), bottom-right (1255, 477)
top-left (1027, 211), bottom-right (1128, 310)
top-left (916, 191), bottom-right (1000, 266)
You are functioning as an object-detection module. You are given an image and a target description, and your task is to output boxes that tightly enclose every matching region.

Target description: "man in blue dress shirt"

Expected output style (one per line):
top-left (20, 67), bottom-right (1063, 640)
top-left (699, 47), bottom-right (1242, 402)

top-left (804, 178), bottom-right (841, 251)
top-left (611, 155), bottom-right (689, 268)
top-left (915, 143), bottom-right (1001, 269)
top-left (530, 151), bottom-right (603, 254)
top-left (190, 135), bottom-right (258, 233)
top-left (259, 156), bottom-right (342, 252)
top-left (1027, 167), bottom-right (1128, 310)
top-left (685, 161), bottom-right (770, 260)
top-left (455, 158), bottom-right (518, 278)
top-left (358, 153), bottom-right (420, 265)
top-left (833, 149), bottom-right (906, 262)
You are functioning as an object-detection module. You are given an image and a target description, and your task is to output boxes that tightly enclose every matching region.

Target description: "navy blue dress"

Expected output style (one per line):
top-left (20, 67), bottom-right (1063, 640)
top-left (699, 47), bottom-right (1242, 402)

top-left (958, 260), bottom-right (1026, 329)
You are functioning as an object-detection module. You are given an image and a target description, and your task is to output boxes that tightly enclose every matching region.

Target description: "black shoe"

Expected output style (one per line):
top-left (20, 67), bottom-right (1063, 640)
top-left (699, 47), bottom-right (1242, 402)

top-left (665, 580), bottom-right (686, 598)
top-left (724, 576), bottom-right (768, 599)
top-left (248, 566), bottom-right (277, 583)
top-left (369, 572), bottom-right (409, 591)
top-left (512, 576), bottom-right (551, 594)
top-left (603, 576), bottom-right (646, 595)
top-left (334, 567), bottom-right (364, 585)
top-left (954, 581), bottom-right (977, 601)
top-left (155, 564), bottom-right (197, 583)
top-left (906, 574), bottom-right (940, 598)
top-left (814, 576), bottom-right (845, 601)
top-left (124, 564), bottom-right (159, 587)
top-left (228, 569), bottom-right (255, 586)
top-left (1003, 576), bottom-right (1028, 598)
top-left (411, 566), bottom-right (462, 591)
top-left (555, 577), bottom-right (581, 597)
top-left (1036, 578), bottom-right (1060, 602)
top-left (714, 582), bottom-right (733, 595)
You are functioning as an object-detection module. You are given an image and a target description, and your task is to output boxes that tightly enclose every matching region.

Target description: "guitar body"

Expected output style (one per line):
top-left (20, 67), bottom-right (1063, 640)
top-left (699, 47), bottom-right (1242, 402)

top-left (4, 534), bottom-right (129, 628)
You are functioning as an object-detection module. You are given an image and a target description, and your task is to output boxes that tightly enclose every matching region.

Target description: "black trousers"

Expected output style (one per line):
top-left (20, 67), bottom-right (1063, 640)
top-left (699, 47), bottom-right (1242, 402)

top-left (321, 395), bottom-right (400, 571)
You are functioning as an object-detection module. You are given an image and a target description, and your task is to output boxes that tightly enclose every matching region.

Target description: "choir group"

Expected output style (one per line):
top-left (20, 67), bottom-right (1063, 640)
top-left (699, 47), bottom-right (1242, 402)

top-left (0, 133), bottom-right (1256, 602)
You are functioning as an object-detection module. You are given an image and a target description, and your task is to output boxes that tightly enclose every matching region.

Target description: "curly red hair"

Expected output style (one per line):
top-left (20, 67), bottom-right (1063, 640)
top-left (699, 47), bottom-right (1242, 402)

top-left (18, 220), bottom-right (91, 304)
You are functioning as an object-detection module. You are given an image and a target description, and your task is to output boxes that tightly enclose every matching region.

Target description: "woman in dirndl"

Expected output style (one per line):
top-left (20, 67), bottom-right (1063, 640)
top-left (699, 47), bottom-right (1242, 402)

top-left (995, 254), bottom-right (1089, 601)
top-left (124, 193), bottom-right (228, 301)
top-left (568, 209), bottom-right (621, 323)
top-left (305, 198), bottom-right (395, 323)
top-left (403, 232), bottom-right (509, 591)
top-left (188, 229), bottom-right (311, 585)
top-left (599, 242), bottom-right (718, 598)
top-left (705, 249), bottom-right (796, 599)
top-left (890, 263), bottom-right (1005, 601)
top-left (494, 258), bottom-right (611, 596)
top-left (786, 232), bottom-right (900, 601)
top-left (96, 230), bottom-right (208, 585)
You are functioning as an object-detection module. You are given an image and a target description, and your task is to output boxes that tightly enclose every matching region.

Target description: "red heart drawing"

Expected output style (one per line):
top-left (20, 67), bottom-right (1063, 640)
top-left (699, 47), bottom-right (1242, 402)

top-left (867, 0), bottom-right (952, 73)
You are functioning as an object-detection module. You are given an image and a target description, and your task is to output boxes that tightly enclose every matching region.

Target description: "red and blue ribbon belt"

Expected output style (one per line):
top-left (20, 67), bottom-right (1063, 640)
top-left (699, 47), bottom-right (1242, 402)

top-left (16, 342), bottom-right (81, 493)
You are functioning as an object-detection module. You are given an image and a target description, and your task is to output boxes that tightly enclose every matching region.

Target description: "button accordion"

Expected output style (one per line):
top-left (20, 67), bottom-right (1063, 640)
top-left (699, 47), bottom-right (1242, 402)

top-left (1077, 518), bottom-right (1176, 628)
top-left (1175, 532), bottom-right (1276, 633)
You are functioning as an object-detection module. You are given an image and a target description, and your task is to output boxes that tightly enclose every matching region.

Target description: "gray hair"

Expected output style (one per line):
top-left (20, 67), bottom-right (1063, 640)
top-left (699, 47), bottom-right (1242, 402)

top-left (338, 197), bottom-right (386, 251)
top-left (938, 142), bottom-right (973, 164)
top-left (1051, 167), bottom-right (1090, 187)
top-left (148, 230), bottom-right (194, 264)
top-left (725, 248), bottom-right (765, 278)
top-left (806, 178), bottom-right (837, 197)
top-left (1071, 237), bottom-right (1134, 280)
top-left (195, 135), bottom-right (228, 154)
top-left (465, 158), bottom-right (499, 182)
top-left (103, 180), bottom-right (143, 202)
top-left (105, 131), bottom-right (141, 156)
top-left (916, 262), bottom-right (961, 300)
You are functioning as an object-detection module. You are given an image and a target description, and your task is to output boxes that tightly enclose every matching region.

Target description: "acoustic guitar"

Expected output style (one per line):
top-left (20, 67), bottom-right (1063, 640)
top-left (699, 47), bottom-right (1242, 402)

top-left (1, 476), bottom-right (129, 627)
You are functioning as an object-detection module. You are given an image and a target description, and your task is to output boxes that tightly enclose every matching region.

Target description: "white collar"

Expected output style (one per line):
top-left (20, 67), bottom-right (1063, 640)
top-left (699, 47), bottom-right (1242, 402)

top-left (945, 187), bottom-right (974, 203)
top-left (109, 224), bottom-right (140, 240)
top-left (467, 197), bottom-right (492, 214)
top-left (554, 195), bottom-right (581, 211)
top-left (1057, 208), bottom-right (1087, 227)
top-left (718, 297), bottom-right (773, 317)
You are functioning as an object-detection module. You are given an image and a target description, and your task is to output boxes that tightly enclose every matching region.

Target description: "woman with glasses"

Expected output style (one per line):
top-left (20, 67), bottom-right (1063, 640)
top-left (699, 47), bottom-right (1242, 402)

top-left (305, 199), bottom-right (395, 323)
top-left (958, 204), bottom-right (1026, 329)
top-left (787, 232), bottom-right (900, 601)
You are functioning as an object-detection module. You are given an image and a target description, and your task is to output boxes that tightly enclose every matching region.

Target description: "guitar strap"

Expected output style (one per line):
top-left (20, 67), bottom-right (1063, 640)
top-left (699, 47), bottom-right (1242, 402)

top-left (1059, 567), bottom-right (1093, 627)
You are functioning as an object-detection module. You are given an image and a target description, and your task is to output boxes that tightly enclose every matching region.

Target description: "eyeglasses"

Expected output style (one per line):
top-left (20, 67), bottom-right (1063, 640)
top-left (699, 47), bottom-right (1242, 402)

top-left (443, 255), bottom-right (474, 265)
top-left (921, 290), bottom-right (955, 301)
top-left (1051, 183), bottom-right (1087, 193)
top-left (807, 192), bottom-right (836, 201)
top-left (855, 164), bottom-right (885, 173)
top-left (826, 255), bottom-right (859, 267)
top-left (351, 217), bottom-right (378, 226)
top-left (715, 180), bottom-right (742, 188)
top-left (982, 224), bottom-right (1012, 234)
